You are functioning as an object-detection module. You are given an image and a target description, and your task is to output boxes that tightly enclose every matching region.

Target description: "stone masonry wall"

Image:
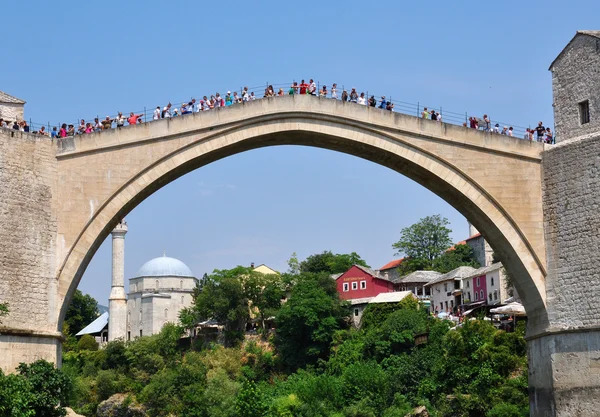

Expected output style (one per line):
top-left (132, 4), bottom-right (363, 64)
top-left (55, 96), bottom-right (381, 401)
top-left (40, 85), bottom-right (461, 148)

top-left (542, 133), bottom-right (600, 328)
top-left (551, 34), bottom-right (600, 142)
top-left (0, 129), bottom-right (58, 370)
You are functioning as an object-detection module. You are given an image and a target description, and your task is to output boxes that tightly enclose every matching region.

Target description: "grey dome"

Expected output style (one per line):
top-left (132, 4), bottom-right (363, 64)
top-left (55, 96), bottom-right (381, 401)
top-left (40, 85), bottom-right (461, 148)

top-left (136, 256), bottom-right (194, 278)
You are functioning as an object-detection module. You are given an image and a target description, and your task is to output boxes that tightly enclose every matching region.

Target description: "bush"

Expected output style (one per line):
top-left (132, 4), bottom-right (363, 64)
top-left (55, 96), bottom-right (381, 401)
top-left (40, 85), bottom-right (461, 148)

top-left (16, 360), bottom-right (72, 417)
top-left (77, 334), bottom-right (99, 351)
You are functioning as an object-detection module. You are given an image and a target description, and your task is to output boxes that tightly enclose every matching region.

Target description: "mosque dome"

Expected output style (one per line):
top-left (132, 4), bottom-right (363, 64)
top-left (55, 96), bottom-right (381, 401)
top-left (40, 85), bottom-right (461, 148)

top-left (136, 255), bottom-right (194, 278)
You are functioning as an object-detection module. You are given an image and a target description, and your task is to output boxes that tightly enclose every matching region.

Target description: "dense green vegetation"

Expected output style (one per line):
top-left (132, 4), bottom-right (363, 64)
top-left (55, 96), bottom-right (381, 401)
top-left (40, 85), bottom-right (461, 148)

top-left (52, 270), bottom-right (527, 417)
top-left (1, 216), bottom-right (523, 416)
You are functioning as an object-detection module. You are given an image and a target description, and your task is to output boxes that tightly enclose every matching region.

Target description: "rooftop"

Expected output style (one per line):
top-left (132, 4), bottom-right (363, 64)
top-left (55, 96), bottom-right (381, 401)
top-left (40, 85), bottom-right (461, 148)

top-left (75, 312), bottom-right (108, 336)
top-left (369, 291), bottom-right (415, 304)
top-left (394, 270), bottom-right (442, 284)
top-left (463, 262), bottom-right (504, 279)
top-left (136, 255), bottom-right (194, 278)
top-left (549, 30), bottom-right (600, 70)
top-left (425, 266), bottom-right (477, 287)
top-left (354, 264), bottom-right (387, 280)
top-left (0, 91), bottom-right (26, 105)
top-left (380, 258), bottom-right (404, 270)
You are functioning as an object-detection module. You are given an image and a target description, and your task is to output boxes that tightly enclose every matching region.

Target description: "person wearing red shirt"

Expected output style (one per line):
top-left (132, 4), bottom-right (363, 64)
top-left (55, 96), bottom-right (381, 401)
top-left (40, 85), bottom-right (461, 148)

top-left (299, 79), bottom-right (309, 95)
top-left (128, 112), bottom-right (143, 125)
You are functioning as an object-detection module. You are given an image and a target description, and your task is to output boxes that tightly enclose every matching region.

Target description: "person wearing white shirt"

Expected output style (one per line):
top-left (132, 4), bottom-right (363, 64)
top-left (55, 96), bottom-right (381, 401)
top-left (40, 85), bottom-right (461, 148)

top-left (153, 106), bottom-right (160, 120)
top-left (357, 92), bottom-right (367, 105)
top-left (331, 83), bottom-right (338, 99)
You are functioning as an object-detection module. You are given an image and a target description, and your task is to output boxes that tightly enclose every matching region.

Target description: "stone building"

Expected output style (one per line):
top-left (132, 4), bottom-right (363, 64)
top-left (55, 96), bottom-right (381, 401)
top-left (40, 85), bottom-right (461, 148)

top-left (549, 30), bottom-right (600, 142)
top-left (126, 255), bottom-right (197, 340)
top-left (425, 266), bottom-right (476, 314)
top-left (464, 222), bottom-right (494, 267)
top-left (0, 91), bottom-right (25, 122)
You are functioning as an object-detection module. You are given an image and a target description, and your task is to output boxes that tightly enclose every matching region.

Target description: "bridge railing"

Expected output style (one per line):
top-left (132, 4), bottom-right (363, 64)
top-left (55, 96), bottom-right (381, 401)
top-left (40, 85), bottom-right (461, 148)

top-left (8, 80), bottom-right (540, 142)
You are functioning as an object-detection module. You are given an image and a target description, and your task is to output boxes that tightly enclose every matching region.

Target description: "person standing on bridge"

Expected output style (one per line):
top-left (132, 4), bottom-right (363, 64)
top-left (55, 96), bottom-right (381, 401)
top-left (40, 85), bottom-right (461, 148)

top-left (349, 88), bottom-right (358, 103)
top-left (368, 95), bottom-right (376, 107)
top-left (379, 96), bottom-right (386, 109)
top-left (242, 87), bottom-right (250, 102)
top-left (357, 92), bottom-right (366, 105)
top-left (153, 106), bottom-right (160, 120)
top-left (341, 89), bottom-right (348, 102)
top-left (299, 80), bottom-right (308, 95)
top-left (422, 107), bottom-right (429, 119)
top-left (127, 112), bottom-right (142, 125)
top-left (101, 117), bottom-right (113, 130)
top-left (320, 85), bottom-right (327, 97)
top-left (331, 83), bottom-right (337, 99)
top-left (534, 121), bottom-right (546, 142)
top-left (483, 114), bottom-right (491, 131)
top-left (309, 79), bottom-right (317, 95)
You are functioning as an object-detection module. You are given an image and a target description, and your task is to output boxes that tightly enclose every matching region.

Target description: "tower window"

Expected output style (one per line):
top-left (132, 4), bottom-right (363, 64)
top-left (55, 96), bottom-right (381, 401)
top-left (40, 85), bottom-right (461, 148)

top-left (580, 100), bottom-right (590, 125)
top-left (180, 280), bottom-right (183, 289)
top-left (155, 280), bottom-right (159, 290)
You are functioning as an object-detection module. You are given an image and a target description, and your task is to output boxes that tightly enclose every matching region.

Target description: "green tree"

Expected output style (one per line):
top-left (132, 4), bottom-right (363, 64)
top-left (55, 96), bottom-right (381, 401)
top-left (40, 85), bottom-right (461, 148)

top-left (0, 370), bottom-right (35, 417)
top-left (300, 251), bottom-right (370, 274)
top-left (77, 334), bottom-right (99, 351)
top-left (235, 380), bottom-right (268, 417)
top-left (287, 252), bottom-right (300, 275)
top-left (275, 273), bottom-right (349, 370)
top-left (392, 215), bottom-right (453, 272)
top-left (432, 243), bottom-right (480, 273)
top-left (245, 272), bottom-right (284, 329)
top-left (194, 267), bottom-right (252, 347)
top-left (16, 360), bottom-right (72, 417)
top-left (64, 290), bottom-right (99, 336)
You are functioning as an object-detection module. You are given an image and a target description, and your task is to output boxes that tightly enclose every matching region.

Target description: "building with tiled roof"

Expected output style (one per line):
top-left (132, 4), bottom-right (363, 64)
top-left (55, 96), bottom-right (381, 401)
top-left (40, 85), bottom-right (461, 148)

top-left (425, 266), bottom-right (477, 314)
top-left (335, 264), bottom-right (394, 301)
top-left (0, 90), bottom-right (25, 123)
top-left (378, 258), bottom-right (404, 282)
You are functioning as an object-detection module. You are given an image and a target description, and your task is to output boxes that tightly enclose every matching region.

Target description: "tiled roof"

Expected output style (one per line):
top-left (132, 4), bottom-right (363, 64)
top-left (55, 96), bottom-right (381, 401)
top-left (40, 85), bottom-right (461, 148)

top-left (0, 91), bottom-right (26, 104)
top-left (380, 258), bottom-right (404, 270)
top-left (354, 264), bottom-right (387, 280)
top-left (425, 266), bottom-right (477, 287)
top-left (369, 291), bottom-right (415, 304)
top-left (394, 270), bottom-right (442, 284)
top-left (463, 262), bottom-right (504, 280)
top-left (465, 233), bottom-right (482, 241)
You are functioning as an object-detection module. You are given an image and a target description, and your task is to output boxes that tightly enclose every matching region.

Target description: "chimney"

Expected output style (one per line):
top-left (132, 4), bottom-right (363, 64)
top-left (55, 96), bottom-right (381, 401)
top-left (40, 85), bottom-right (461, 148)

top-left (251, 262), bottom-right (255, 269)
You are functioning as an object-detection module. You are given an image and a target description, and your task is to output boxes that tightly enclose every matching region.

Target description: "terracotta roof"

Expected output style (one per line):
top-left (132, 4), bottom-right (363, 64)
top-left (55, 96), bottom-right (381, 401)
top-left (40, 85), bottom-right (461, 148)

top-left (549, 30), bottom-right (600, 70)
top-left (380, 258), bottom-right (404, 270)
top-left (0, 91), bottom-right (26, 104)
top-left (394, 270), bottom-right (442, 284)
top-left (465, 233), bottom-right (482, 241)
top-left (424, 266), bottom-right (477, 287)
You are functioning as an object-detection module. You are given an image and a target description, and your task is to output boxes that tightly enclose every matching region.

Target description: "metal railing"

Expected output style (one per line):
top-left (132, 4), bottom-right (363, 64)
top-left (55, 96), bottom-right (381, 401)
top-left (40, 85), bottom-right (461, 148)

top-left (1, 80), bottom-right (550, 143)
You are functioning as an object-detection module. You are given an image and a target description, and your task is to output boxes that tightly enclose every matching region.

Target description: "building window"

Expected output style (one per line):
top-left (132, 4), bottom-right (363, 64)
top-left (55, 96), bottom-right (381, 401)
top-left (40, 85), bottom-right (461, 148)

top-left (489, 293), bottom-right (493, 301)
top-left (466, 280), bottom-right (470, 288)
top-left (468, 292), bottom-right (471, 301)
top-left (476, 277), bottom-right (480, 287)
top-left (139, 310), bottom-right (142, 321)
top-left (494, 291), bottom-right (498, 300)
top-left (352, 282), bottom-right (358, 290)
top-left (343, 283), bottom-right (349, 292)
top-left (139, 329), bottom-right (143, 337)
top-left (450, 300), bottom-right (454, 308)
top-left (354, 308), bottom-right (359, 317)
top-left (440, 302), bottom-right (443, 310)
top-left (480, 290), bottom-right (484, 300)
top-left (491, 277), bottom-right (494, 286)
top-left (444, 301), bottom-right (448, 311)
top-left (360, 280), bottom-right (366, 289)
top-left (474, 291), bottom-right (478, 301)
top-left (580, 100), bottom-right (590, 125)
top-left (180, 280), bottom-right (183, 289)
top-left (444, 283), bottom-right (448, 292)
top-left (127, 331), bottom-right (131, 341)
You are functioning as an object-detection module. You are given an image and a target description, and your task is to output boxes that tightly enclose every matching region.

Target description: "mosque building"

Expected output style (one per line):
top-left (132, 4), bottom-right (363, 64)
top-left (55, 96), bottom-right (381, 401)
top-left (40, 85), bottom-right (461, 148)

top-left (77, 220), bottom-right (198, 343)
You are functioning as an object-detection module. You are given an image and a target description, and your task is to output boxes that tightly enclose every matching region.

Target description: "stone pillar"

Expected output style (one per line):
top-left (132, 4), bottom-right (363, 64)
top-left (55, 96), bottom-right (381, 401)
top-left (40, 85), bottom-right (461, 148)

top-left (108, 220), bottom-right (128, 341)
top-left (531, 132), bottom-right (600, 416)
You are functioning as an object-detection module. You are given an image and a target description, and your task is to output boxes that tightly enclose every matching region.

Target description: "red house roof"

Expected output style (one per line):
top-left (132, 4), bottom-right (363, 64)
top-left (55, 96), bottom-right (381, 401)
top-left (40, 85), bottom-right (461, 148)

top-left (380, 258), bottom-right (404, 270)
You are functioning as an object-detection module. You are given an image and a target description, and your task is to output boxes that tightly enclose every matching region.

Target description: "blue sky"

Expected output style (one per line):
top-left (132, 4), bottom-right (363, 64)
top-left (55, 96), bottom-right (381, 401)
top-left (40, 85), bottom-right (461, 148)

top-left (3, 1), bottom-right (598, 304)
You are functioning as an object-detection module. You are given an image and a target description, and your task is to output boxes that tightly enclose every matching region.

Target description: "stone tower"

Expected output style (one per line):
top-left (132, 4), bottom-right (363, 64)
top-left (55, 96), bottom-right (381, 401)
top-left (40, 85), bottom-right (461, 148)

top-left (108, 220), bottom-right (128, 341)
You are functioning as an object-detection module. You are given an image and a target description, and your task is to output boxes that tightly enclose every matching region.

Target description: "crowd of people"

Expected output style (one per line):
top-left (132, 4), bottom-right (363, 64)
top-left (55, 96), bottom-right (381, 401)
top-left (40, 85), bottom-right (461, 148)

top-left (0, 79), bottom-right (552, 144)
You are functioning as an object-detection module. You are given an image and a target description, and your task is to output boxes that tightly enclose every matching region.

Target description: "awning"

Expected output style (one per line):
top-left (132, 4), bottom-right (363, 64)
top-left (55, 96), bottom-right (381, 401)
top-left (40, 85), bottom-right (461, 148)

top-left (490, 302), bottom-right (526, 316)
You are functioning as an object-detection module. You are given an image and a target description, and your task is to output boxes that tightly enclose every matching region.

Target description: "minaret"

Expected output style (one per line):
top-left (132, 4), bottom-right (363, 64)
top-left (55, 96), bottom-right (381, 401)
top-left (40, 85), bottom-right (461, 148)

top-left (467, 221), bottom-right (479, 237)
top-left (108, 219), bottom-right (128, 341)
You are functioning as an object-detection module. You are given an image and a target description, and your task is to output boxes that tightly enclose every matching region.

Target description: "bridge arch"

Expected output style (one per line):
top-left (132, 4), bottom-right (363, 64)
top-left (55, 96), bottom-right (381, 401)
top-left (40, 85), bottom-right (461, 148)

top-left (54, 95), bottom-right (548, 333)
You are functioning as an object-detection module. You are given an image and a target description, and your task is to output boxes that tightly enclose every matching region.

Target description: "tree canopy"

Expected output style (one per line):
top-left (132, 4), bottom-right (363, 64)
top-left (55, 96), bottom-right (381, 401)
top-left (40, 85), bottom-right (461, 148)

top-left (299, 251), bottom-right (370, 274)
top-left (64, 290), bottom-right (99, 336)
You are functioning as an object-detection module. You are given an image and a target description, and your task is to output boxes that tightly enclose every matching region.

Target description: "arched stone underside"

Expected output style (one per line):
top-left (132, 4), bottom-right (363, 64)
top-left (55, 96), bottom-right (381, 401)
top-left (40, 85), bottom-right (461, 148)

top-left (52, 95), bottom-right (548, 334)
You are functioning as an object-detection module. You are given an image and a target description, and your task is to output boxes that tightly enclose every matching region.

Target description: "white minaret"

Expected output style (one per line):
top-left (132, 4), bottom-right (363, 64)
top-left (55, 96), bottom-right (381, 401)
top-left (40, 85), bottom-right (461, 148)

top-left (467, 221), bottom-right (479, 237)
top-left (108, 219), bottom-right (128, 341)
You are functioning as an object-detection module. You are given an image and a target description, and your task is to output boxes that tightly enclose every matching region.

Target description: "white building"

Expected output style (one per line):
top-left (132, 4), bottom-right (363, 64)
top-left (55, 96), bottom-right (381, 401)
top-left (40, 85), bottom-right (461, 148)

top-left (126, 255), bottom-right (198, 340)
top-left (460, 263), bottom-right (511, 307)
top-left (77, 222), bottom-right (198, 343)
top-left (425, 266), bottom-right (476, 314)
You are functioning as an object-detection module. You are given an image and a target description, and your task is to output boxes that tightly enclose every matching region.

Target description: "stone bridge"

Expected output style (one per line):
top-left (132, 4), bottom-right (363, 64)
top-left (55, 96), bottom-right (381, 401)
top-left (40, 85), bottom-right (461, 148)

top-left (0, 94), bottom-right (598, 416)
